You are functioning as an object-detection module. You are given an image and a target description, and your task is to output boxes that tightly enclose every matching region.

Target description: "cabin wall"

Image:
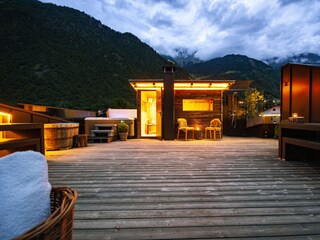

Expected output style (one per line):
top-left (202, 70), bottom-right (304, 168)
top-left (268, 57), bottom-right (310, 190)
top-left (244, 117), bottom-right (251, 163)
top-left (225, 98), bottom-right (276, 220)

top-left (281, 66), bottom-right (291, 121)
top-left (291, 65), bottom-right (310, 122)
top-left (281, 64), bottom-right (320, 123)
top-left (312, 67), bottom-right (320, 123)
top-left (174, 90), bottom-right (222, 131)
top-left (136, 91), bottom-right (142, 138)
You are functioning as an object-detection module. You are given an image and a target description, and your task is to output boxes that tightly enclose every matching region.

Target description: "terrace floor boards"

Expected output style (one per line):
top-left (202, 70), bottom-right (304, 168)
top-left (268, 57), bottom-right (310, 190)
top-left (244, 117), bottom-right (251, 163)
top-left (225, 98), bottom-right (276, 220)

top-left (46, 137), bottom-right (320, 240)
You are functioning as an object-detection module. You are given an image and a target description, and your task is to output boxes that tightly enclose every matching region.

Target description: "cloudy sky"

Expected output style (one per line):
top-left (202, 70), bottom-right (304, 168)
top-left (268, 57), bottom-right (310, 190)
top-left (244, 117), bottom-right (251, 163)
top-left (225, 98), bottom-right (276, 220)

top-left (40, 0), bottom-right (320, 60)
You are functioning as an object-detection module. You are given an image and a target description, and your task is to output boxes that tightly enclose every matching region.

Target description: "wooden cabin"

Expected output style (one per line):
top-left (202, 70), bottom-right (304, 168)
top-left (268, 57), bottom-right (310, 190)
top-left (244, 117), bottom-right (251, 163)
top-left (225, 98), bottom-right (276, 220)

top-left (129, 65), bottom-right (234, 140)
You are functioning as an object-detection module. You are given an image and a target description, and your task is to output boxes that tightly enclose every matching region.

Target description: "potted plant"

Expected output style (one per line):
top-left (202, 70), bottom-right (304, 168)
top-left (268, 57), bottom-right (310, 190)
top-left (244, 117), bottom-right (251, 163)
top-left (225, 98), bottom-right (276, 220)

top-left (117, 121), bottom-right (129, 141)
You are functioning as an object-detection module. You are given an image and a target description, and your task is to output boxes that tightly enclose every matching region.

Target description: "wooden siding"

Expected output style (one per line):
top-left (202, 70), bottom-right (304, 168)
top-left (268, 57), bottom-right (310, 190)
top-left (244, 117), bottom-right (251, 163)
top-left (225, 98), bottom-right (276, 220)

top-left (175, 90), bottom-right (222, 130)
top-left (46, 138), bottom-right (320, 239)
top-left (312, 67), bottom-right (320, 123)
top-left (0, 103), bottom-right (68, 124)
top-left (281, 64), bottom-right (320, 123)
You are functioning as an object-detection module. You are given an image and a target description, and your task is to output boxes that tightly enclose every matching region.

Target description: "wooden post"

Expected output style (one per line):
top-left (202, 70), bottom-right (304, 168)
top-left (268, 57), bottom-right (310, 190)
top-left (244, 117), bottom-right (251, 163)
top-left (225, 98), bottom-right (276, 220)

top-left (162, 65), bottom-right (176, 140)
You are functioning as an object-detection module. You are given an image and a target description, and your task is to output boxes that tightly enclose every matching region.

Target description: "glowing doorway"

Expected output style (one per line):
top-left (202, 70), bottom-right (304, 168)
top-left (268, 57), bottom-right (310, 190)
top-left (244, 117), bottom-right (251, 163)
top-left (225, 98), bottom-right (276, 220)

top-left (141, 91), bottom-right (161, 137)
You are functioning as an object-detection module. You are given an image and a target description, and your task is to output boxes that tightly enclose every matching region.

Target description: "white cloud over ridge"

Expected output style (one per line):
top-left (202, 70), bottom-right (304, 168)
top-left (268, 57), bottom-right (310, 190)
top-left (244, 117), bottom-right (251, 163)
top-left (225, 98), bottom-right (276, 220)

top-left (41, 0), bottom-right (320, 60)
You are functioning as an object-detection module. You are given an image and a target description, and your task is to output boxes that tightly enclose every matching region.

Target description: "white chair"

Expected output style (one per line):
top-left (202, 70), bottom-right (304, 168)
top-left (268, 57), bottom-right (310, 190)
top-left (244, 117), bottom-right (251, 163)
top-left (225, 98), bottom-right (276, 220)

top-left (205, 118), bottom-right (222, 140)
top-left (176, 118), bottom-right (195, 140)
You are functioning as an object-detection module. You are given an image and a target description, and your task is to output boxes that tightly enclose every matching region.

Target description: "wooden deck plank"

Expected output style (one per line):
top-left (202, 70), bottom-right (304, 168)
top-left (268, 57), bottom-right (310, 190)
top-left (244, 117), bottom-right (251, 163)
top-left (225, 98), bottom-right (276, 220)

top-left (46, 137), bottom-right (320, 239)
top-left (74, 216), bottom-right (320, 230)
top-left (73, 224), bottom-right (320, 240)
top-left (74, 206), bottom-right (320, 219)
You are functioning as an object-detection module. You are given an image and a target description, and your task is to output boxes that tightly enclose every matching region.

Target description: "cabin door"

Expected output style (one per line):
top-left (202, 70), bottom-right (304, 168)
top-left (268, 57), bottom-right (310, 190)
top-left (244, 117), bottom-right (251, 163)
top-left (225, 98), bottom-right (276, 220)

top-left (140, 91), bottom-right (157, 137)
top-left (156, 88), bottom-right (162, 139)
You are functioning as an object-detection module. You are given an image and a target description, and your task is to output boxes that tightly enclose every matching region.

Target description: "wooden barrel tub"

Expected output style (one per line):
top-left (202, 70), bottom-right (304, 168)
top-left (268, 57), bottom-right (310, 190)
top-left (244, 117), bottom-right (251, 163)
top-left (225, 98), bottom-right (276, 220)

top-left (44, 123), bottom-right (79, 150)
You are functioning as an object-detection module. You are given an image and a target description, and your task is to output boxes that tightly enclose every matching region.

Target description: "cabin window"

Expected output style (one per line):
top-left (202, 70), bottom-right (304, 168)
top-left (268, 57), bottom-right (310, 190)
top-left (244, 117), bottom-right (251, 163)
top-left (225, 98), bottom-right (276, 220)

top-left (182, 99), bottom-right (213, 111)
top-left (0, 112), bottom-right (12, 139)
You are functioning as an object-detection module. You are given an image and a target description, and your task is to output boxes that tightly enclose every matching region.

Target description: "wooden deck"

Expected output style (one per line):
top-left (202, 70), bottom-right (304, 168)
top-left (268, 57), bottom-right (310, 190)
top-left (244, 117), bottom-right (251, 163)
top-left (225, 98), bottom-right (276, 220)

top-left (46, 137), bottom-right (320, 239)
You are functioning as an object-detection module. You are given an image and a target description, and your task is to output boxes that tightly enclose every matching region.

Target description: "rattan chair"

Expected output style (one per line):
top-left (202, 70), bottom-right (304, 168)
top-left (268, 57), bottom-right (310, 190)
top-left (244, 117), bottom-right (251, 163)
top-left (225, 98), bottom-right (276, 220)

top-left (177, 118), bottom-right (195, 140)
top-left (16, 187), bottom-right (78, 240)
top-left (205, 118), bottom-right (222, 140)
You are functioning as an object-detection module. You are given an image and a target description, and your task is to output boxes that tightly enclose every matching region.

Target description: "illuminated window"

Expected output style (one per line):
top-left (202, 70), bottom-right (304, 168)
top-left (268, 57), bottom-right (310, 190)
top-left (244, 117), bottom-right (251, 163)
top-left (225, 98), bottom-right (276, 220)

top-left (0, 112), bottom-right (12, 139)
top-left (182, 99), bottom-right (213, 111)
top-left (0, 112), bottom-right (11, 124)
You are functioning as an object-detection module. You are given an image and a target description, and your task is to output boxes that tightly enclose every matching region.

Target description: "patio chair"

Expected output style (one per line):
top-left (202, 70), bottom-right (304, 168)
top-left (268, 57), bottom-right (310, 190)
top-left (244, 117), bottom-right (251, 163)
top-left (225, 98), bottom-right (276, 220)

top-left (205, 118), bottom-right (222, 140)
top-left (176, 118), bottom-right (195, 140)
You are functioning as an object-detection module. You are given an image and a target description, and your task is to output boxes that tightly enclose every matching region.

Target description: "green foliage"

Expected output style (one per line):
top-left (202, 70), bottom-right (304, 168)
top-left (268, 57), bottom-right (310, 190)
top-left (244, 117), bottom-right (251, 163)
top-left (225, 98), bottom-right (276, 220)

top-left (244, 88), bottom-right (264, 119)
top-left (0, 0), bottom-right (189, 111)
top-left (117, 121), bottom-right (129, 133)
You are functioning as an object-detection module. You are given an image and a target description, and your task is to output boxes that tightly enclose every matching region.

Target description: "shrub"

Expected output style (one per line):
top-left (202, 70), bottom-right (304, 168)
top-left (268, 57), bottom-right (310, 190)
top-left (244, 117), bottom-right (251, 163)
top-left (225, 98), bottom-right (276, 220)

top-left (118, 121), bottom-right (129, 133)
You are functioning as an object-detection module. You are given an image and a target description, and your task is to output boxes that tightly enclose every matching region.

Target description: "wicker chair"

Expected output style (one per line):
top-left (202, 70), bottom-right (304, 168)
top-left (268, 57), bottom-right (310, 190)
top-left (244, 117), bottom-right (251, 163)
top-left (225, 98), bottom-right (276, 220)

top-left (177, 118), bottom-right (195, 140)
top-left (15, 187), bottom-right (78, 240)
top-left (205, 118), bottom-right (222, 140)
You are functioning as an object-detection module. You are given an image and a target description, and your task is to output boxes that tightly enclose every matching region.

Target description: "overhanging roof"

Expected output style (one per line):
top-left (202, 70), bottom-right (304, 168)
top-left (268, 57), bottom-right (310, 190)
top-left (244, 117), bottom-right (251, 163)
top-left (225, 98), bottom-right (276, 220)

top-left (129, 79), bottom-right (235, 91)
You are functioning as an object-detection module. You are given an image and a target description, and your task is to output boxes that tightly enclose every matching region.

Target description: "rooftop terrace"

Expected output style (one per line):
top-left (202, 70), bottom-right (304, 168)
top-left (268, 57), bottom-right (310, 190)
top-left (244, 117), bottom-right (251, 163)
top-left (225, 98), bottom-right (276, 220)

top-left (46, 137), bottom-right (320, 239)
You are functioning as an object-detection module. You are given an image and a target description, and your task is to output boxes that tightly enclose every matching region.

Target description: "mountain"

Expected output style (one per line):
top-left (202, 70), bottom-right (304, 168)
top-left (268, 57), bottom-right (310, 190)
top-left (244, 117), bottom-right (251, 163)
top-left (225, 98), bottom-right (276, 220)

top-left (184, 54), bottom-right (280, 99)
top-left (263, 53), bottom-right (320, 69)
top-left (162, 48), bottom-right (203, 67)
top-left (0, 0), bottom-right (189, 111)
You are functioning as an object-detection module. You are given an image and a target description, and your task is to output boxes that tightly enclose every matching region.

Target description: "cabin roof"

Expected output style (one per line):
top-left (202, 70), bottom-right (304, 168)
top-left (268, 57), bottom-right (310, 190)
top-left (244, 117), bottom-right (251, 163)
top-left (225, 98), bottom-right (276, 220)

top-left (128, 79), bottom-right (235, 91)
top-left (281, 63), bottom-right (320, 68)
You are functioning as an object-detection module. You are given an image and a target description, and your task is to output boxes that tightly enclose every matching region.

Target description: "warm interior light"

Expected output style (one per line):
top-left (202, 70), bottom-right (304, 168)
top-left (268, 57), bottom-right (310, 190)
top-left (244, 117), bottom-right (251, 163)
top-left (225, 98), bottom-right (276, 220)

top-left (210, 83), bottom-right (230, 88)
top-left (192, 83), bottom-right (209, 88)
top-left (154, 83), bottom-right (163, 87)
top-left (130, 81), bottom-right (232, 90)
top-left (183, 99), bottom-right (213, 111)
top-left (174, 83), bottom-right (191, 88)
top-left (135, 83), bottom-right (158, 88)
top-left (174, 82), bottom-right (230, 90)
top-left (0, 112), bottom-right (12, 123)
top-left (134, 87), bottom-right (159, 90)
top-left (292, 113), bottom-right (298, 118)
top-left (260, 113), bottom-right (281, 117)
top-left (141, 91), bottom-right (157, 136)
top-left (131, 82), bottom-right (162, 90)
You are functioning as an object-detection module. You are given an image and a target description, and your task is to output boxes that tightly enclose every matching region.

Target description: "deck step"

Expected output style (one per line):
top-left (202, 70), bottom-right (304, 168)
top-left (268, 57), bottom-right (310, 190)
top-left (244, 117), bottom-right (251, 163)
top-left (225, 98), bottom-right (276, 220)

top-left (91, 130), bottom-right (114, 133)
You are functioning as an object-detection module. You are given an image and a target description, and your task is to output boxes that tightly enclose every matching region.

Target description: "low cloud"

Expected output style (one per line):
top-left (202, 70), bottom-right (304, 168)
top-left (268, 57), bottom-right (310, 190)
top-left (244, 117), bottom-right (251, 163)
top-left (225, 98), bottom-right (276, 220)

top-left (41, 0), bottom-right (320, 60)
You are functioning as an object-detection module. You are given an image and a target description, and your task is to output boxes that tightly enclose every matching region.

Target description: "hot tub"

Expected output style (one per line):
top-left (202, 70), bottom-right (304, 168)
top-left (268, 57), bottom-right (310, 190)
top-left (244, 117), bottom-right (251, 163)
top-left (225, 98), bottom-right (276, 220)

top-left (44, 123), bottom-right (79, 150)
top-left (84, 117), bottom-right (135, 138)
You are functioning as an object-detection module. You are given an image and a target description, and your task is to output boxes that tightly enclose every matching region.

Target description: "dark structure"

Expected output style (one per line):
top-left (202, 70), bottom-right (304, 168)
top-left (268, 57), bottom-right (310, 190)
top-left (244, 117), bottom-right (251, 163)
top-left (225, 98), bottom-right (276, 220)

top-left (0, 123), bottom-right (45, 157)
top-left (162, 65), bottom-right (176, 140)
top-left (0, 103), bottom-right (79, 156)
top-left (0, 103), bottom-right (67, 124)
top-left (281, 63), bottom-right (320, 122)
top-left (19, 103), bottom-right (96, 134)
top-left (223, 80), bottom-right (253, 136)
top-left (279, 63), bottom-right (320, 160)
